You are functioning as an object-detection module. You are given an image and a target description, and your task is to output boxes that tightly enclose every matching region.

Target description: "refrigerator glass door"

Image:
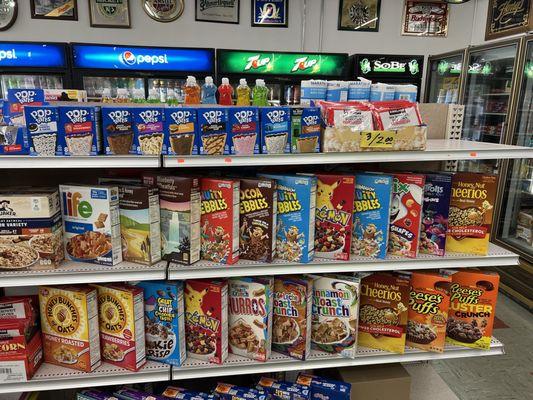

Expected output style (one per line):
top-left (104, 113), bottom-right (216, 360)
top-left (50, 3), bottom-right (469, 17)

top-left (284, 84), bottom-right (301, 105)
top-left (266, 83), bottom-right (281, 106)
top-left (427, 54), bottom-right (462, 103)
top-left (83, 76), bottom-right (144, 100)
top-left (1, 74), bottom-right (63, 98)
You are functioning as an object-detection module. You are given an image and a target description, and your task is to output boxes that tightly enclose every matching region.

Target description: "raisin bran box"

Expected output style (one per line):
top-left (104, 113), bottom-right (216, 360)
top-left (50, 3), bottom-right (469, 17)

top-left (24, 105), bottom-right (60, 156)
top-left (228, 277), bottom-right (273, 362)
top-left (198, 108), bottom-right (230, 155)
top-left (420, 174), bottom-right (452, 256)
top-left (102, 107), bottom-right (135, 155)
top-left (58, 106), bottom-right (101, 156)
top-left (239, 178), bottom-right (277, 263)
top-left (260, 174), bottom-right (317, 263)
top-left (406, 272), bottom-right (451, 353)
top-left (290, 107), bottom-right (321, 153)
top-left (388, 173), bottom-right (425, 258)
top-left (132, 107), bottom-right (164, 155)
top-left (184, 279), bottom-right (228, 364)
top-left (200, 178), bottom-right (240, 265)
top-left (352, 173), bottom-right (393, 259)
top-left (314, 174), bottom-right (355, 260)
top-left (164, 107), bottom-right (199, 156)
top-left (445, 270), bottom-right (500, 350)
top-left (229, 107), bottom-right (260, 155)
top-left (260, 107), bottom-right (291, 154)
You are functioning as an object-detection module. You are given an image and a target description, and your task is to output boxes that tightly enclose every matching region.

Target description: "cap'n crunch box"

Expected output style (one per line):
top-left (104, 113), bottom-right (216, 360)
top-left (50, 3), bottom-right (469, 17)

top-left (164, 107), bottom-right (199, 155)
top-left (0, 332), bottom-right (42, 383)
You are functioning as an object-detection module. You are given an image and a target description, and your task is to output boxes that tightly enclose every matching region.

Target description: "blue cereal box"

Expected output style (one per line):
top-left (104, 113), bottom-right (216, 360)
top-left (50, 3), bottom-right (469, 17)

top-left (420, 173), bottom-right (452, 256)
top-left (58, 105), bottom-right (100, 156)
top-left (6, 89), bottom-right (45, 125)
top-left (352, 173), bottom-right (393, 259)
top-left (296, 374), bottom-right (351, 400)
top-left (258, 377), bottom-right (311, 400)
top-left (290, 107), bottom-right (321, 153)
top-left (102, 107), bottom-right (135, 155)
top-left (24, 105), bottom-right (60, 156)
top-left (260, 107), bottom-right (291, 154)
top-left (260, 174), bottom-right (317, 263)
top-left (228, 107), bottom-right (260, 155)
top-left (197, 107), bottom-right (229, 155)
top-left (136, 281), bottom-right (186, 367)
top-left (164, 107), bottom-right (199, 155)
top-left (132, 107), bottom-right (164, 155)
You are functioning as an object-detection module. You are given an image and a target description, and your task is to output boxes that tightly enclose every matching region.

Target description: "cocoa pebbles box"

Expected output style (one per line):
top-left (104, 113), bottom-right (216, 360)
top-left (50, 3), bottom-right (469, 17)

top-left (198, 108), bottom-right (230, 155)
top-left (261, 107), bottom-right (291, 154)
top-left (164, 107), bottom-right (199, 156)
top-left (58, 105), bottom-right (101, 156)
top-left (239, 178), bottom-right (277, 263)
top-left (229, 107), bottom-right (260, 155)
top-left (290, 107), bottom-right (321, 153)
top-left (102, 107), bottom-right (135, 155)
top-left (132, 107), bottom-right (165, 155)
top-left (228, 277), bottom-right (273, 362)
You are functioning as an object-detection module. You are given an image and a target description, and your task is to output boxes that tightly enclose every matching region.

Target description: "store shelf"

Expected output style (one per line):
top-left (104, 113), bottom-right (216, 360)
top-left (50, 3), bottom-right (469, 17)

top-left (0, 260), bottom-right (167, 287)
top-left (168, 243), bottom-right (518, 280)
top-left (483, 112), bottom-right (507, 116)
top-left (0, 155), bottom-right (160, 169)
top-left (481, 93), bottom-right (511, 96)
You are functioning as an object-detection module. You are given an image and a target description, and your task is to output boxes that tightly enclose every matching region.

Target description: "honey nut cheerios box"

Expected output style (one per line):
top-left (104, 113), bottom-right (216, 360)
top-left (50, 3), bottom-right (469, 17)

top-left (39, 285), bottom-right (101, 372)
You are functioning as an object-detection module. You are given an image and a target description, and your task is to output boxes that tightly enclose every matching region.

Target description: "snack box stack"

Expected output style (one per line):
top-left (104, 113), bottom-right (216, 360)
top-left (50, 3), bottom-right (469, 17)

top-left (163, 386), bottom-right (216, 400)
top-left (229, 107), bottom-right (260, 155)
top-left (258, 377), bottom-right (311, 400)
top-left (24, 105), bottom-right (60, 156)
top-left (290, 107), bottom-right (321, 153)
top-left (215, 383), bottom-right (268, 400)
top-left (58, 105), bottom-right (101, 156)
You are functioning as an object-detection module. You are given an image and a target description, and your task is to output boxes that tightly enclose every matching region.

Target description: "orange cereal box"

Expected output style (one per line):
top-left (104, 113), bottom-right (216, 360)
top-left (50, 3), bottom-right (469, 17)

top-left (406, 272), bottom-right (451, 353)
top-left (39, 285), bottom-right (101, 372)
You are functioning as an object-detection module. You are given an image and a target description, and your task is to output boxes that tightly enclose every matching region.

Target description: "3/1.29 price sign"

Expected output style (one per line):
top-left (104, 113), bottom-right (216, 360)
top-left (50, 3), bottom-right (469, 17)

top-left (360, 131), bottom-right (396, 148)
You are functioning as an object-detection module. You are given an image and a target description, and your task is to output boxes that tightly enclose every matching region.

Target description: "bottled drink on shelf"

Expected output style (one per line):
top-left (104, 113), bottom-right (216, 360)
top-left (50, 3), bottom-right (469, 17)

top-left (252, 79), bottom-right (269, 106)
top-left (202, 76), bottom-right (217, 104)
top-left (236, 78), bottom-right (251, 106)
top-left (147, 88), bottom-right (160, 103)
top-left (159, 80), bottom-right (167, 103)
top-left (101, 88), bottom-right (113, 103)
top-left (132, 88), bottom-right (145, 103)
top-left (184, 76), bottom-right (201, 105)
top-left (167, 88), bottom-right (179, 105)
top-left (116, 88), bottom-right (130, 103)
top-left (218, 77), bottom-right (234, 105)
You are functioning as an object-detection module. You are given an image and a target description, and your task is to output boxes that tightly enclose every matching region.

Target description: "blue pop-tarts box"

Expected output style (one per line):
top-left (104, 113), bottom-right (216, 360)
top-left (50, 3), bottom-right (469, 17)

top-left (260, 107), bottom-right (291, 154)
top-left (197, 107), bottom-right (229, 155)
top-left (24, 105), bottom-right (60, 156)
top-left (164, 107), bottom-right (199, 155)
top-left (77, 390), bottom-right (118, 400)
top-left (6, 89), bottom-right (45, 124)
top-left (102, 106), bottom-right (135, 155)
top-left (136, 281), bottom-right (186, 366)
top-left (259, 174), bottom-right (317, 263)
top-left (228, 107), bottom-right (260, 155)
top-left (58, 105), bottom-right (100, 156)
top-left (296, 374), bottom-right (351, 400)
top-left (290, 107), bottom-right (321, 153)
top-left (132, 107), bottom-right (164, 155)
top-left (114, 388), bottom-right (167, 400)
top-left (352, 173), bottom-right (393, 259)
top-left (258, 378), bottom-right (310, 400)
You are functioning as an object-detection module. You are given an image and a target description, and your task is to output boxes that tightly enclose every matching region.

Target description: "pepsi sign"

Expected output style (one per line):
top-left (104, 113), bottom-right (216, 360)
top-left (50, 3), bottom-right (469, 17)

top-left (0, 43), bottom-right (67, 68)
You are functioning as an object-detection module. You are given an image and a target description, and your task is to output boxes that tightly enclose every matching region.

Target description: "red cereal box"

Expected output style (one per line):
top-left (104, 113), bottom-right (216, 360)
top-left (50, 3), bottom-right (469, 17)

top-left (0, 331), bottom-right (43, 383)
top-left (314, 174), bottom-right (355, 260)
top-left (185, 279), bottom-right (228, 364)
top-left (200, 178), bottom-right (240, 264)
top-left (388, 174), bottom-right (425, 258)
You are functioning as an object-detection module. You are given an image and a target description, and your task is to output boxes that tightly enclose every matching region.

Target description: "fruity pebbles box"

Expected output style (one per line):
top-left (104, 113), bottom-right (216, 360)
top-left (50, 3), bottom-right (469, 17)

top-left (290, 107), bottom-right (321, 153)
top-left (24, 105), bottom-right (60, 156)
top-left (102, 107), bottom-right (135, 155)
top-left (198, 107), bottom-right (229, 155)
top-left (352, 173), bottom-right (393, 259)
top-left (164, 107), bottom-right (199, 155)
top-left (58, 105), bottom-right (101, 156)
top-left (132, 107), bottom-right (164, 155)
top-left (229, 107), bottom-right (260, 155)
top-left (228, 277), bottom-right (273, 362)
top-left (261, 107), bottom-right (291, 154)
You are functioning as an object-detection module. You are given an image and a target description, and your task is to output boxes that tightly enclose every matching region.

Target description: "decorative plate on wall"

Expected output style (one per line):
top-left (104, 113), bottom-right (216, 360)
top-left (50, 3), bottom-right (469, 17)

top-left (143, 0), bottom-right (184, 22)
top-left (0, 0), bottom-right (17, 31)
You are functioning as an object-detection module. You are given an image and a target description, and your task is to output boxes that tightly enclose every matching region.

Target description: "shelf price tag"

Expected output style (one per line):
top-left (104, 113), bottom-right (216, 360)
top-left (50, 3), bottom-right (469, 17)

top-left (360, 131), bottom-right (396, 148)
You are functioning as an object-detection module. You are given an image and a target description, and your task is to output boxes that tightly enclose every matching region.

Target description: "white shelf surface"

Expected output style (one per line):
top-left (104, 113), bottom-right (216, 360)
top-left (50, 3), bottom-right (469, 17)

top-left (0, 155), bottom-right (160, 169)
top-left (169, 243), bottom-right (518, 280)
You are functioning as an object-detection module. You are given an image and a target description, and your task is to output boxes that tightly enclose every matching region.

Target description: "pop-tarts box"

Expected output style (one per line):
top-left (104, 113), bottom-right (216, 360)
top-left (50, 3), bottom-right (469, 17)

top-left (260, 107), bottom-right (291, 154)
top-left (58, 105), bottom-right (100, 156)
top-left (6, 89), bottom-right (45, 125)
top-left (290, 107), bottom-right (321, 153)
top-left (228, 107), bottom-right (260, 155)
top-left (24, 105), bottom-right (60, 156)
top-left (258, 377), bottom-right (311, 400)
top-left (164, 107), bottom-right (199, 155)
top-left (132, 107), bottom-right (165, 155)
top-left (352, 173), bottom-right (393, 259)
top-left (296, 374), bottom-right (351, 400)
top-left (102, 107), bottom-right (135, 155)
top-left (197, 107), bottom-right (229, 155)
top-left (259, 174), bottom-right (317, 263)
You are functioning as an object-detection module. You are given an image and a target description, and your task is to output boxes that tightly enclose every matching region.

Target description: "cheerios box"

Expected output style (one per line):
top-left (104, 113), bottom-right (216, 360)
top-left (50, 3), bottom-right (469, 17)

top-left (58, 105), bottom-right (101, 156)
top-left (24, 105), bottom-right (60, 156)
top-left (102, 107), bottom-right (135, 155)
top-left (260, 107), bottom-right (291, 154)
top-left (198, 107), bottom-right (230, 155)
top-left (228, 107), bottom-right (260, 155)
top-left (163, 107), bottom-right (199, 155)
top-left (132, 106), bottom-right (165, 155)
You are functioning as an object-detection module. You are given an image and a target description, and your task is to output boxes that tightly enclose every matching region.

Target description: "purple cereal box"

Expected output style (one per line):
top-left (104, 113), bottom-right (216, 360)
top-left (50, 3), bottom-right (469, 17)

top-left (132, 107), bottom-right (165, 155)
top-left (228, 107), bottom-right (260, 155)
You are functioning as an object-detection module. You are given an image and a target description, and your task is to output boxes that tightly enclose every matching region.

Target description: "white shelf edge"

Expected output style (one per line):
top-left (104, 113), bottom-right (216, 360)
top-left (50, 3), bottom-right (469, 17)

top-left (0, 155), bottom-right (160, 169)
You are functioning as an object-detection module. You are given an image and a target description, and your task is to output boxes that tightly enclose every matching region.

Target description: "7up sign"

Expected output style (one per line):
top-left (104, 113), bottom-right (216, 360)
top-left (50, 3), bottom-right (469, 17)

top-left (245, 55), bottom-right (271, 71)
top-left (291, 56), bottom-right (318, 72)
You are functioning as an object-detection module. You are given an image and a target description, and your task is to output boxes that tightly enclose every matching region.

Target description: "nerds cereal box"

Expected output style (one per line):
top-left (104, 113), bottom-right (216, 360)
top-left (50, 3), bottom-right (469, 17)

top-left (198, 107), bottom-right (229, 155)
top-left (132, 107), bottom-right (164, 155)
top-left (102, 107), bottom-right (135, 155)
top-left (164, 107), bottom-right (199, 155)
top-left (290, 107), bottom-right (321, 153)
top-left (261, 107), bottom-right (291, 154)
top-left (229, 107), bottom-right (260, 155)
top-left (58, 106), bottom-right (101, 156)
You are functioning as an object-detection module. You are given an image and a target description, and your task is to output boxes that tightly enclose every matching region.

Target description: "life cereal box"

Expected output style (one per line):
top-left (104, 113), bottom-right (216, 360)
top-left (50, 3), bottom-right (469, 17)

top-left (132, 107), bottom-right (164, 155)
top-left (39, 285), bottom-right (101, 372)
top-left (228, 277), bottom-right (273, 362)
top-left (419, 174), bottom-right (452, 256)
top-left (272, 276), bottom-right (313, 360)
top-left (136, 281), bottom-right (186, 366)
top-left (446, 173), bottom-right (497, 255)
top-left (406, 272), bottom-right (451, 353)
top-left (185, 279), bottom-right (228, 364)
top-left (314, 174), bottom-right (355, 260)
top-left (260, 174), bottom-right (317, 263)
top-left (352, 173), bottom-right (393, 259)
top-left (164, 107), bottom-right (199, 155)
top-left (310, 275), bottom-right (360, 358)
top-left (200, 178), bottom-right (240, 265)
top-left (388, 173), bottom-right (425, 258)
top-left (445, 270), bottom-right (499, 350)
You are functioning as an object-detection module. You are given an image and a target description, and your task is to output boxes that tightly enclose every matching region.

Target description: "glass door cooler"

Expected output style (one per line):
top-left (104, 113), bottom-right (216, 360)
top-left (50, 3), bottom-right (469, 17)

top-left (425, 49), bottom-right (466, 103)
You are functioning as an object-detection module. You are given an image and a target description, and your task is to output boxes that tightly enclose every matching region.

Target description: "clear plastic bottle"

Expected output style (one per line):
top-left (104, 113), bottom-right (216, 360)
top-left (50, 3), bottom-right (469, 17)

top-left (218, 77), bottom-right (234, 105)
top-left (201, 76), bottom-right (217, 104)
top-left (184, 76), bottom-right (201, 105)
top-left (166, 88), bottom-right (178, 105)
top-left (116, 88), bottom-right (130, 103)
top-left (252, 79), bottom-right (269, 106)
top-left (101, 88), bottom-right (113, 103)
top-left (147, 88), bottom-right (160, 104)
top-left (133, 88), bottom-right (145, 103)
top-left (236, 78), bottom-right (251, 106)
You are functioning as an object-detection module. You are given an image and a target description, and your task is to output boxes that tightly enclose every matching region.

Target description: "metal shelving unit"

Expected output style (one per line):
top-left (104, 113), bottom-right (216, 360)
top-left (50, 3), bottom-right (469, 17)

top-left (0, 155), bottom-right (160, 169)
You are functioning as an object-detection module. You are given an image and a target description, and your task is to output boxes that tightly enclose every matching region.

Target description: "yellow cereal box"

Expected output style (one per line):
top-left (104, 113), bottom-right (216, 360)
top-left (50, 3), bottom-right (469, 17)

top-left (39, 285), bottom-right (101, 372)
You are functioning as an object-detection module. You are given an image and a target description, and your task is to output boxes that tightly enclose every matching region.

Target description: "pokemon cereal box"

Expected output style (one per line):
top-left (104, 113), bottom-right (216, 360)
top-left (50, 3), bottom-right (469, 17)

top-left (272, 276), bottom-right (313, 360)
top-left (352, 173), bottom-right (393, 259)
top-left (185, 279), bottom-right (228, 364)
top-left (259, 174), bottom-right (317, 263)
top-left (92, 283), bottom-right (146, 371)
top-left (200, 178), bottom-right (240, 265)
top-left (228, 277), bottom-right (273, 362)
top-left (198, 108), bottom-right (229, 155)
top-left (132, 107), bottom-right (164, 155)
top-left (406, 272), bottom-right (451, 353)
top-left (388, 174), bottom-right (425, 258)
top-left (164, 107), bottom-right (199, 155)
top-left (39, 285), bottom-right (101, 372)
top-left (314, 174), bottom-right (355, 260)
top-left (310, 275), bottom-right (360, 358)
top-left (229, 107), bottom-right (260, 155)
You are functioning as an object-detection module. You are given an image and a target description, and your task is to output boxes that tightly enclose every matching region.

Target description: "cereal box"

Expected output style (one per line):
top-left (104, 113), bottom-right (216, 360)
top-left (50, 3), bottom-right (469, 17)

top-left (24, 105), bottom-right (60, 156)
top-left (163, 387), bottom-right (215, 400)
top-left (290, 107), bottom-right (321, 153)
top-left (272, 276), bottom-right (312, 360)
top-left (0, 295), bottom-right (39, 322)
top-left (6, 89), bottom-right (45, 126)
top-left (310, 274), bottom-right (360, 358)
top-left (260, 107), bottom-right (291, 154)
top-left (352, 173), bottom-right (393, 259)
top-left (114, 387), bottom-right (167, 400)
top-left (445, 270), bottom-right (500, 350)
top-left (0, 332), bottom-right (42, 383)
top-left (198, 107), bottom-right (229, 155)
top-left (136, 281), bottom-right (186, 366)
top-left (258, 377), bottom-right (310, 400)
top-left (58, 105), bottom-right (101, 156)
top-left (296, 373), bottom-right (351, 400)
top-left (39, 285), bottom-right (101, 372)
top-left (184, 279), bottom-right (228, 364)
top-left (118, 185), bottom-right (161, 265)
top-left (446, 173), bottom-right (497, 255)
top-left (200, 178), bottom-right (240, 264)
top-left (406, 272), bottom-right (451, 353)
top-left (215, 383), bottom-right (268, 400)
top-left (132, 107), bottom-right (164, 155)
top-left (164, 107), bottom-right (199, 155)
top-left (358, 272), bottom-right (410, 354)
top-left (314, 174), bottom-right (355, 260)
top-left (420, 174), bottom-right (452, 256)
top-left (59, 184), bottom-right (122, 266)
top-left (388, 173), bottom-right (425, 258)
top-left (228, 277), bottom-right (273, 362)
top-left (78, 389), bottom-right (117, 400)
top-left (229, 107), bottom-right (260, 155)
top-left (92, 283), bottom-right (146, 371)
top-left (239, 178), bottom-right (277, 263)
top-left (102, 107), bottom-right (135, 155)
